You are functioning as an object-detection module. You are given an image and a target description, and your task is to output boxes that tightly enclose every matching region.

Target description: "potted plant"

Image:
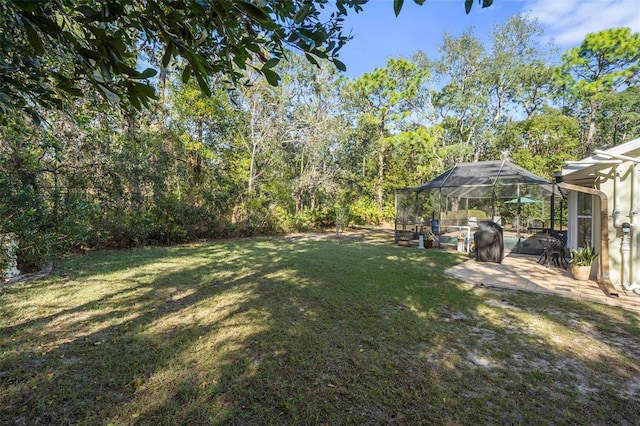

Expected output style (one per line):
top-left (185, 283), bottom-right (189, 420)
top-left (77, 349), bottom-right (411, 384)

top-left (569, 243), bottom-right (597, 281)
top-left (424, 230), bottom-right (436, 249)
top-left (424, 236), bottom-right (433, 249)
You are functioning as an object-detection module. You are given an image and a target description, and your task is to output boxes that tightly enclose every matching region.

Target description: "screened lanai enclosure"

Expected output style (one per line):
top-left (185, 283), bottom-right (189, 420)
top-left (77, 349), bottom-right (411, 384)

top-left (395, 160), bottom-right (565, 254)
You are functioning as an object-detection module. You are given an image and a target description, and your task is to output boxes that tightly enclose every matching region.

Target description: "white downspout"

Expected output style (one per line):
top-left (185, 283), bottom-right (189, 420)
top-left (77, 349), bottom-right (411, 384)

top-left (629, 164), bottom-right (639, 293)
top-left (614, 165), bottom-right (633, 291)
top-left (614, 166), bottom-right (624, 228)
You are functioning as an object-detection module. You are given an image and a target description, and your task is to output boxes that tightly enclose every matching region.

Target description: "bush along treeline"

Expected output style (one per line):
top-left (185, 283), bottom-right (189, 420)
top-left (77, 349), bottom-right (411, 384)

top-left (1, 15), bottom-right (639, 272)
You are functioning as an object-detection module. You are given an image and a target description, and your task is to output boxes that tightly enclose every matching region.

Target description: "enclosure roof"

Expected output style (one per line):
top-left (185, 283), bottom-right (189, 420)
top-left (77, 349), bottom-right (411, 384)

top-left (403, 159), bottom-right (558, 199)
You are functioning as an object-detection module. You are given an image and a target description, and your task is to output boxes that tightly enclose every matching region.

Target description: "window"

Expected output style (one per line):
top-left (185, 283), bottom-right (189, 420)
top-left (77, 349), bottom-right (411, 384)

top-left (576, 192), bottom-right (593, 248)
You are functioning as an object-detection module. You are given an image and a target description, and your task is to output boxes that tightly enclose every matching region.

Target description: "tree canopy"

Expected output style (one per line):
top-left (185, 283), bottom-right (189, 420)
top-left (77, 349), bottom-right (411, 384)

top-left (0, 0), bottom-right (492, 122)
top-left (6, 8), bottom-right (639, 275)
top-left (559, 27), bottom-right (640, 154)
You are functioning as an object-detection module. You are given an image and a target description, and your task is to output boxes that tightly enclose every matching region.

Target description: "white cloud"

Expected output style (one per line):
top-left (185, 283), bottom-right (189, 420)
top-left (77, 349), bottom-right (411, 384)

top-left (525, 0), bottom-right (640, 47)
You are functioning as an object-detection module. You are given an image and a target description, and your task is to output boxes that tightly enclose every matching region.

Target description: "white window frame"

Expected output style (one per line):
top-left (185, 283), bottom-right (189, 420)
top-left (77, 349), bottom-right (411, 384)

top-left (568, 191), bottom-right (594, 250)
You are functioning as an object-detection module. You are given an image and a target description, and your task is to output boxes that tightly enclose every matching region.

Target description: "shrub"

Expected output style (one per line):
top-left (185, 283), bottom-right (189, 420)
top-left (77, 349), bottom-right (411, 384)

top-left (349, 197), bottom-right (388, 225)
top-left (442, 209), bottom-right (488, 225)
top-left (0, 178), bottom-right (91, 271)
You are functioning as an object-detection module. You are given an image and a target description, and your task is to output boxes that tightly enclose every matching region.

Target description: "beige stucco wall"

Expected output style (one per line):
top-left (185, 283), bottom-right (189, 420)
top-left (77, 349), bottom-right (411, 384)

top-left (595, 162), bottom-right (638, 287)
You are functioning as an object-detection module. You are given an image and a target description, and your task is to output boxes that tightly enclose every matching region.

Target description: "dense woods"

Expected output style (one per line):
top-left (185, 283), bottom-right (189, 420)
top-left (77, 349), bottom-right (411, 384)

top-left (2, 10), bottom-right (640, 271)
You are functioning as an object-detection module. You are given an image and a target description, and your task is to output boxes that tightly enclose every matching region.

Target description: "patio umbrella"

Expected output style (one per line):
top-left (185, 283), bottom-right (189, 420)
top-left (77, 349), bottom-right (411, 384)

top-left (505, 197), bottom-right (542, 204)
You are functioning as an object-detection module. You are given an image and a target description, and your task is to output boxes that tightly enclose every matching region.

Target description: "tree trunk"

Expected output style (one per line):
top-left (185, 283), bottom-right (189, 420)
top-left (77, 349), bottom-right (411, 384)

top-left (295, 191), bottom-right (302, 214)
top-left (248, 141), bottom-right (257, 203)
top-left (157, 65), bottom-right (167, 129)
top-left (585, 102), bottom-right (597, 156)
top-left (377, 141), bottom-right (385, 211)
top-left (377, 115), bottom-right (387, 212)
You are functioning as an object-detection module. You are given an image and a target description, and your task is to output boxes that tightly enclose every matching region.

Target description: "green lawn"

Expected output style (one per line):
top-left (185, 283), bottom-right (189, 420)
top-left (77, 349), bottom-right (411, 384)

top-left (1, 235), bottom-right (639, 425)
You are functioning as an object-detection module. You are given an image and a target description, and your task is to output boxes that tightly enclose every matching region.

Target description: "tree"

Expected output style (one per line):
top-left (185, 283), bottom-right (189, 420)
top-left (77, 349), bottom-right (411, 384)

top-left (384, 126), bottom-right (442, 188)
top-left (278, 56), bottom-right (345, 214)
top-left (1, 0), bottom-right (492, 121)
top-left (0, 113), bottom-right (93, 269)
top-left (169, 79), bottom-right (244, 207)
top-left (501, 109), bottom-right (581, 179)
top-left (341, 58), bottom-right (429, 211)
top-left (509, 61), bottom-right (558, 119)
top-left (595, 86), bottom-right (640, 148)
top-left (488, 14), bottom-right (557, 121)
top-left (433, 29), bottom-right (488, 162)
top-left (235, 73), bottom-right (293, 219)
top-left (559, 27), bottom-right (640, 155)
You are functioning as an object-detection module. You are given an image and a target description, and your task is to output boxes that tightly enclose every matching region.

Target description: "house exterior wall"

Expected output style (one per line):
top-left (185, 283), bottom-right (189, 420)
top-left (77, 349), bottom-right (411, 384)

top-left (593, 161), bottom-right (637, 287)
top-left (561, 138), bottom-right (640, 291)
top-left (597, 165), bottom-right (620, 285)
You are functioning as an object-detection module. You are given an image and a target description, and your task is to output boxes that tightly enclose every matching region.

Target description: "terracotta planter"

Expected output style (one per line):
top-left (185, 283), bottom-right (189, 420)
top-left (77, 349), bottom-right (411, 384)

top-left (571, 265), bottom-right (591, 281)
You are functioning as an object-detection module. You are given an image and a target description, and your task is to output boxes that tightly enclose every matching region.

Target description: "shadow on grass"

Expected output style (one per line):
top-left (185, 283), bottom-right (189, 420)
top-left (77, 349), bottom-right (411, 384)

top-left (1, 237), bottom-right (639, 425)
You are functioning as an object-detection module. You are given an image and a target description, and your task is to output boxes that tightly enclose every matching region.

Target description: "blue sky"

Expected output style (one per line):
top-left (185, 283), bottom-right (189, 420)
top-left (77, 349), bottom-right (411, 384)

top-left (337, 0), bottom-right (640, 78)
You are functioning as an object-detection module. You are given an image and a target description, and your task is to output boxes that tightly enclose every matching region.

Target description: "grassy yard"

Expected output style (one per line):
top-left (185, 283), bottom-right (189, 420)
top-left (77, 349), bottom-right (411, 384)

top-left (1, 232), bottom-right (639, 425)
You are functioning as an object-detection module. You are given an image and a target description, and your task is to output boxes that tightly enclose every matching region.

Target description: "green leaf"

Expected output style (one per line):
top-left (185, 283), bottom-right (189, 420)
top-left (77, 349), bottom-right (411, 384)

top-left (236, 1), bottom-right (271, 24)
top-left (262, 58), bottom-right (279, 70)
top-left (25, 109), bottom-right (42, 126)
top-left (465, 0), bottom-right (473, 13)
top-left (187, 52), bottom-right (208, 76)
top-left (333, 58), bottom-right (347, 72)
top-left (136, 68), bottom-right (157, 79)
top-left (161, 44), bottom-right (173, 68)
top-left (310, 48), bottom-right (328, 60)
top-left (262, 68), bottom-right (280, 86)
top-left (117, 64), bottom-right (139, 77)
top-left (25, 25), bottom-right (44, 54)
top-left (75, 5), bottom-right (99, 19)
top-left (304, 52), bottom-right (319, 67)
top-left (293, 4), bottom-right (313, 24)
top-left (134, 82), bottom-right (156, 99)
top-left (182, 65), bottom-right (192, 84)
top-left (63, 87), bottom-right (84, 97)
top-left (129, 91), bottom-right (141, 110)
top-left (295, 30), bottom-right (316, 49)
top-left (245, 42), bottom-right (261, 54)
top-left (50, 72), bottom-right (72, 88)
top-left (195, 73), bottom-right (211, 97)
top-left (394, 0), bottom-right (404, 16)
top-left (97, 84), bottom-right (120, 103)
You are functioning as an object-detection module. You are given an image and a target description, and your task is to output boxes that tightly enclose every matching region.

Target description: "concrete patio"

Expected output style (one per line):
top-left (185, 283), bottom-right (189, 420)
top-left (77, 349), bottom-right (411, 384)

top-left (446, 253), bottom-right (640, 313)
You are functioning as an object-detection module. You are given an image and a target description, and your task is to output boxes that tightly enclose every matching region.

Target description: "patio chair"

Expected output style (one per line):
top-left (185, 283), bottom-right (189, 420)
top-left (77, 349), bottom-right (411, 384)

top-left (538, 231), bottom-right (568, 268)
